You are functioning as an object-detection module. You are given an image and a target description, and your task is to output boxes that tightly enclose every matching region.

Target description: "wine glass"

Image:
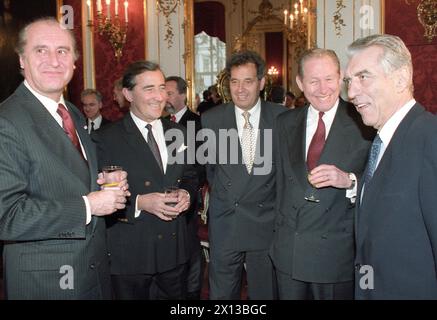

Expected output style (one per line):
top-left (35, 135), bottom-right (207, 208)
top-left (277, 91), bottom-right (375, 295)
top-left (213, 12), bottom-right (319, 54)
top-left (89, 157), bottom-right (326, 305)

top-left (304, 172), bottom-right (320, 203)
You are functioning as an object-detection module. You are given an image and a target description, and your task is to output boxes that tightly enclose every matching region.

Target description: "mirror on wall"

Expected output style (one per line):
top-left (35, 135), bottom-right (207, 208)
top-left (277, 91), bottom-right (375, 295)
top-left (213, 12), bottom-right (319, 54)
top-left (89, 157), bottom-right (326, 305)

top-left (183, 0), bottom-right (316, 108)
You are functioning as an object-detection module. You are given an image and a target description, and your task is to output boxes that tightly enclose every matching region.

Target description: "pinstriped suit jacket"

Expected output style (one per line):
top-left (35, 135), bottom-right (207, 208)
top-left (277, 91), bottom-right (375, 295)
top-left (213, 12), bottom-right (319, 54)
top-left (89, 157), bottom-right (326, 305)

top-left (0, 83), bottom-right (111, 299)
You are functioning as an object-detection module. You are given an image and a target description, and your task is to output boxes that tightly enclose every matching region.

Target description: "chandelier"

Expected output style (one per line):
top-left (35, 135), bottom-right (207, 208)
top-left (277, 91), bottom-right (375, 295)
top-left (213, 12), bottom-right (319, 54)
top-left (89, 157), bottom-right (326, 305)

top-left (283, 0), bottom-right (309, 45)
top-left (87, 0), bottom-right (129, 61)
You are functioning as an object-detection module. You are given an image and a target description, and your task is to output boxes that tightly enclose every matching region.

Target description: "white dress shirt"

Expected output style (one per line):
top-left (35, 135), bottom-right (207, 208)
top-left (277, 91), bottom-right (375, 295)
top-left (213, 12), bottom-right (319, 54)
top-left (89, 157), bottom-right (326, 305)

top-left (173, 106), bottom-right (188, 123)
top-left (305, 100), bottom-right (339, 159)
top-left (87, 114), bottom-right (103, 133)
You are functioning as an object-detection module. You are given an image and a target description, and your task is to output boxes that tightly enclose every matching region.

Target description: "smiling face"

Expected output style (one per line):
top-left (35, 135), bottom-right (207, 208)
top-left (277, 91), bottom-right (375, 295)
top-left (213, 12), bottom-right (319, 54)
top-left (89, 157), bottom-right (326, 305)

top-left (296, 55), bottom-right (342, 112)
top-left (20, 20), bottom-right (76, 102)
top-left (345, 46), bottom-right (400, 130)
top-left (123, 70), bottom-right (167, 123)
top-left (229, 62), bottom-right (265, 111)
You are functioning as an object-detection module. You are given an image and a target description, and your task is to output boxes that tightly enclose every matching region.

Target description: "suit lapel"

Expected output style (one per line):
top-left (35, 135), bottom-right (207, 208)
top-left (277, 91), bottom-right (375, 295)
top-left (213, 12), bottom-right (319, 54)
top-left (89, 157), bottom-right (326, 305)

top-left (122, 114), bottom-right (165, 180)
top-left (286, 107), bottom-right (309, 191)
top-left (17, 85), bottom-right (90, 191)
top-left (356, 104), bottom-right (424, 248)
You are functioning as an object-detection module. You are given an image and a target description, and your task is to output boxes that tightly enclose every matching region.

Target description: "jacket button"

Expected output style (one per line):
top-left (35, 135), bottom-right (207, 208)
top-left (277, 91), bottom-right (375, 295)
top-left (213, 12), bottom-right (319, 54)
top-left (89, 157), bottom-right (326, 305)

top-left (227, 182), bottom-right (232, 186)
top-left (172, 233), bottom-right (176, 237)
top-left (258, 203), bottom-right (264, 208)
top-left (145, 181), bottom-right (151, 187)
top-left (234, 202), bottom-right (239, 207)
top-left (157, 234), bottom-right (163, 239)
top-left (90, 264), bottom-right (95, 269)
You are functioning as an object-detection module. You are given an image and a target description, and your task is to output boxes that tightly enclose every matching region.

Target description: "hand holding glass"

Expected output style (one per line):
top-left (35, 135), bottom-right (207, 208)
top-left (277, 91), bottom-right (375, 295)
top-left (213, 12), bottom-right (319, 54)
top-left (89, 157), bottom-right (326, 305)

top-left (164, 186), bottom-right (179, 207)
top-left (102, 165), bottom-right (123, 189)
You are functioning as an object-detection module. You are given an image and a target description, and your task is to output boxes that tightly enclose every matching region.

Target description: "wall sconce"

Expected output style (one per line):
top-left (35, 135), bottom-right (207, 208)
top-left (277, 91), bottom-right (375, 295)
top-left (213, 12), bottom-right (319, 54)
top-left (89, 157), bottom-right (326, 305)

top-left (87, 0), bottom-right (129, 61)
top-left (267, 66), bottom-right (279, 83)
top-left (283, 0), bottom-right (309, 44)
top-left (417, 0), bottom-right (436, 43)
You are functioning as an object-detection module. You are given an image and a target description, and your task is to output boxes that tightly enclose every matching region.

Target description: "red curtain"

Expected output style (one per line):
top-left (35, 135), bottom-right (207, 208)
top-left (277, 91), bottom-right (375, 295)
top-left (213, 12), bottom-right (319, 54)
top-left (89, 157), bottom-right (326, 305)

top-left (194, 1), bottom-right (225, 43)
top-left (265, 32), bottom-right (284, 85)
top-left (385, 0), bottom-right (437, 113)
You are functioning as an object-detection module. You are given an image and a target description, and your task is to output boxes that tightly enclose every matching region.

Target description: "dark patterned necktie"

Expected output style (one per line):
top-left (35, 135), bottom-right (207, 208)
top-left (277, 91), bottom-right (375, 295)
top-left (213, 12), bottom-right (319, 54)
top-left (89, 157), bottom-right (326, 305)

top-left (57, 103), bottom-right (84, 158)
top-left (146, 124), bottom-right (163, 172)
top-left (363, 134), bottom-right (382, 186)
top-left (307, 111), bottom-right (325, 171)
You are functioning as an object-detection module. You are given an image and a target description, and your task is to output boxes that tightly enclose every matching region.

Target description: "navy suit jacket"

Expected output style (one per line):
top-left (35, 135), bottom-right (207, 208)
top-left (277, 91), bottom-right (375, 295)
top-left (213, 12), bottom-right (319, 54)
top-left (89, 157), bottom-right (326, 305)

top-left (355, 103), bottom-right (437, 299)
top-left (270, 99), bottom-right (373, 283)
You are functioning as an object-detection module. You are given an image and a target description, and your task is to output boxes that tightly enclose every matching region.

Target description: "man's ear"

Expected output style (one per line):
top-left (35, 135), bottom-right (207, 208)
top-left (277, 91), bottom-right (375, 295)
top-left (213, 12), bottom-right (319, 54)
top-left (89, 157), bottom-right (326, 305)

top-left (296, 75), bottom-right (304, 92)
top-left (19, 55), bottom-right (24, 69)
top-left (122, 88), bottom-right (133, 102)
top-left (395, 66), bottom-right (410, 93)
top-left (259, 76), bottom-right (266, 91)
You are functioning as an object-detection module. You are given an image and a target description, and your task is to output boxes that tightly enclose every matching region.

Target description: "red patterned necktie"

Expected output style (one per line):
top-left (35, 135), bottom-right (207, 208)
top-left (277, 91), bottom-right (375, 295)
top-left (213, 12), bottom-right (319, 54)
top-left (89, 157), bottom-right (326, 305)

top-left (170, 114), bottom-right (176, 122)
top-left (307, 111), bottom-right (325, 171)
top-left (57, 103), bottom-right (84, 158)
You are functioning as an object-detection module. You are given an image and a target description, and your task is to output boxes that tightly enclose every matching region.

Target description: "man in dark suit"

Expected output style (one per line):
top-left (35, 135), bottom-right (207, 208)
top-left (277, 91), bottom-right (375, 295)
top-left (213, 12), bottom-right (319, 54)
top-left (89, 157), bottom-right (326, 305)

top-left (165, 75), bottom-right (205, 300)
top-left (270, 48), bottom-right (373, 300)
top-left (0, 17), bottom-right (129, 299)
top-left (345, 34), bottom-right (437, 299)
top-left (81, 89), bottom-right (111, 133)
top-left (201, 50), bottom-right (286, 299)
top-left (95, 61), bottom-right (199, 300)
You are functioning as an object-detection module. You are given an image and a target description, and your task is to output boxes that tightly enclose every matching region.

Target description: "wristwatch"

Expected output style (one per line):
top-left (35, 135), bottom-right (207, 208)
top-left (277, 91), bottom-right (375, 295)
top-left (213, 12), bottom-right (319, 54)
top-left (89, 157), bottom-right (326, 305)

top-left (347, 173), bottom-right (356, 190)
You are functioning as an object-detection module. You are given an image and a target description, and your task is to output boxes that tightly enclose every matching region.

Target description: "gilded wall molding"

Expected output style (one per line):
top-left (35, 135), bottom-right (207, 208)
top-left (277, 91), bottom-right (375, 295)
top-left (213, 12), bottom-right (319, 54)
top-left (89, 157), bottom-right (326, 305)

top-left (332, 0), bottom-right (346, 36)
top-left (156, 0), bottom-right (181, 48)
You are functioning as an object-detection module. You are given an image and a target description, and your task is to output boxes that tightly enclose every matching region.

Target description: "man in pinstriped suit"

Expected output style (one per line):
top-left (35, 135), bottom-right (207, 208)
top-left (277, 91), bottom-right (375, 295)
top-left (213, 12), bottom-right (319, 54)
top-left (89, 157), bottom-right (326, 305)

top-left (0, 17), bottom-right (129, 299)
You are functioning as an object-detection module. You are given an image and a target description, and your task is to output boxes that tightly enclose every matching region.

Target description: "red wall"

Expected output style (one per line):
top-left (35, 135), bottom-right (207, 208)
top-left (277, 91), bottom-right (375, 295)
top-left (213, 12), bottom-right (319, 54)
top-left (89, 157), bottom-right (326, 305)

top-left (385, 0), bottom-right (437, 113)
top-left (64, 0), bottom-right (145, 121)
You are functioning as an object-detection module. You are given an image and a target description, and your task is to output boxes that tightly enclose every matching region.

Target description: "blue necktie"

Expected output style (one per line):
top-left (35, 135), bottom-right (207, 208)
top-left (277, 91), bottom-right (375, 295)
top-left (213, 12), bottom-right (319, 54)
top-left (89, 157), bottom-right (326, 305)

top-left (363, 134), bottom-right (382, 186)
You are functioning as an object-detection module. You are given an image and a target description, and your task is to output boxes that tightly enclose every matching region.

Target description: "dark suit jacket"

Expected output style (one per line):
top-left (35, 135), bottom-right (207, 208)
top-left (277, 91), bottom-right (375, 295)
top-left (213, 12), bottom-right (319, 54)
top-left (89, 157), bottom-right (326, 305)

top-left (165, 109), bottom-right (205, 254)
top-left (0, 83), bottom-right (111, 299)
top-left (355, 103), bottom-right (437, 299)
top-left (95, 114), bottom-right (199, 275)
top-left (270, 99), bottom-right (373, 284)
top-left (201, 101), bottom-right (286, 252)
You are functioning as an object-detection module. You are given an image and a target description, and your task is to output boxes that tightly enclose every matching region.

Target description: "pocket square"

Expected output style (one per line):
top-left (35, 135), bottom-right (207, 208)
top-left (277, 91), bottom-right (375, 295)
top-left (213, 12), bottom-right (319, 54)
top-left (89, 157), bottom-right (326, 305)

top-left (177, 144), bottom-right (188, 153)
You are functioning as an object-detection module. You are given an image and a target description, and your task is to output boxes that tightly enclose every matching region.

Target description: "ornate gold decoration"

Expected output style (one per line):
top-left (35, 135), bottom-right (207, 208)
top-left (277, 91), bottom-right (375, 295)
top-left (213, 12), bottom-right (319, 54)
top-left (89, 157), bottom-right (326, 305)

top-left (90, 0), bottom-right (129, 61)
top-left (156, 0), bottom-right (181, 49)
top-left (332, 0), bottom-right (346, 36)
top-left (283, 0), bottom-right (312, 57)
top-left (417, 0), bottom-right (437, 42)
top-left (216, 69), bottom-right (232, 103)
top-left (183, 0), bottom-right (195, 109)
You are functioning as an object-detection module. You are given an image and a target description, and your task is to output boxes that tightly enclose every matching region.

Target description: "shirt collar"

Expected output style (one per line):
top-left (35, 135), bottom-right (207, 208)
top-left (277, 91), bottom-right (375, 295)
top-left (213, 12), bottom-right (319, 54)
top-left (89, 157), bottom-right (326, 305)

top-left (308, 99), bottom-right (340, 123)
top-left (378, 99), bottom-right (416, 147)
top-left (130, 111), bottom-right (162, 131)
top-left (89, 114), bottom-right (102, 126)
top-left (24, 80), bottom-right (66, 113)
top-left (174, 106), bottom-right (188, 121)
top-left (234, 98), bottom-right (261, 118)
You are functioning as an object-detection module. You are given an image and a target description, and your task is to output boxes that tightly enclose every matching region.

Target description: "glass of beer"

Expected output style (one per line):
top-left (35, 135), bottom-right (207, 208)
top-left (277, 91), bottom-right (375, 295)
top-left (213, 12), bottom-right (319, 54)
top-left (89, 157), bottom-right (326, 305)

top-left (102, 165), bottom-right (123, 189)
